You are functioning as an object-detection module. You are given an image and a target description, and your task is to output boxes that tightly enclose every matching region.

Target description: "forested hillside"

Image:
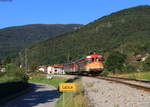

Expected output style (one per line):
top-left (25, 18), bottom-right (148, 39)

top-left (19, 6), bottom-right (150, 71)
top-left (0, 24), bottom-right (82, 60)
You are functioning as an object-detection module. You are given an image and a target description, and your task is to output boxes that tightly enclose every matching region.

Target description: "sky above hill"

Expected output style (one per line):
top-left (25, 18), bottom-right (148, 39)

top-left (0, 0), bottom-right (150, 28)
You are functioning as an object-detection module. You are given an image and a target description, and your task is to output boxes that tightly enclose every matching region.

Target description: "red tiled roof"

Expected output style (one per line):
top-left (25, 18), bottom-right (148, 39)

top-left (47, 64), bottom-right (64, 68)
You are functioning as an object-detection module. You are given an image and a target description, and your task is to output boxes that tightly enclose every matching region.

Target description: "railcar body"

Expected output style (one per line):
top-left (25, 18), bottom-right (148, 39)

top-left (64, 53), bottom-right (104, 74)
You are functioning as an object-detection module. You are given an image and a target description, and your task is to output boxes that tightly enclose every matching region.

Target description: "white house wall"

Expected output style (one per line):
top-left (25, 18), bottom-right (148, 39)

top-left (47, 67), bottom-right (65, 74)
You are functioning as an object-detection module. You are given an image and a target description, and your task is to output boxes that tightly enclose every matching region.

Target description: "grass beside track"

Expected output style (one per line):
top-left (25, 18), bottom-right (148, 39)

top-left (55, 79), bottom-right (88, 107)
top-left (128, 72), bottom-right (150, 80)
top-left (29, 74), bottom-right (67, 88)
top-left (109, 72), bottom-right (150, 80)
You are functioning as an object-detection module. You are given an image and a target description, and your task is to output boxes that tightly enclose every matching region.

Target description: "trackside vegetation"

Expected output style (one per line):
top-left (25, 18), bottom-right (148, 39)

top-left (29, 73), bottom-right (67, 88)
top-left (55, 79), bottom-right (88, 107)
top-left (103, 50), bottom-right (150, 76)
top-left (105, 51), bottom-right (126, 73)
top-left (109, 72), bottom-right (150, 80)
top-left (0, 63), bottom-right (28, 82)
top-left (128, 72), bottom-right (150, 80)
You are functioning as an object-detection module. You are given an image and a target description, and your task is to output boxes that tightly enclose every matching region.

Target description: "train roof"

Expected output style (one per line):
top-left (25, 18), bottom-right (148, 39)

top-left (86, 53), bottom-right (103, 58)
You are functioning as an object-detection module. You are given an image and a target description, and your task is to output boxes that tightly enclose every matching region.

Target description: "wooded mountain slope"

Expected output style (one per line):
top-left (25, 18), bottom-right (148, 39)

top-left (20, 6), bottom-right (150, 66)
top-left (0, 24), bottom-right (82, 59)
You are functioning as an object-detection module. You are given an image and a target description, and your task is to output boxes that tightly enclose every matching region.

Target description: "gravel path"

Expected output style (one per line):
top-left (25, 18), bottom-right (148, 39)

top-left (82, 77), bottom-right (150, 107)
top-left (1, 83), bottom-right (59, 107)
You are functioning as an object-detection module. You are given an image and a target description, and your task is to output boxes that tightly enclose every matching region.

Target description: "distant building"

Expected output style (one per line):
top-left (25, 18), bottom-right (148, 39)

top-left (0, 68), bottom-right (5, 72)
top-left (47, 64), bottom-right (65, 74)
top-left (134, 53), bottom-right (149, 62)
top-left (38, 66), bottom-right (47, 72)
top-left (47, 66), bottom-right (53, 74)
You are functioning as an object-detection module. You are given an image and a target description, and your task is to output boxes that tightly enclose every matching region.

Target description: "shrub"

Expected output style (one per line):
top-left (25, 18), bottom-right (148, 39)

top-left (0, 63), bottom-right (28, 82)
top-left (105, 51), bottom-right (126, 73)
top-left (100, 70), bottom-right (109, 76)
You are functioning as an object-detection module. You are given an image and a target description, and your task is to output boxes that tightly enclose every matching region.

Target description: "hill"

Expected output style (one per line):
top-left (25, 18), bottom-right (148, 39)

top-left (0, 24), bottom-right (83, 60)
top-left (18, 6), bottom-right (150, 70)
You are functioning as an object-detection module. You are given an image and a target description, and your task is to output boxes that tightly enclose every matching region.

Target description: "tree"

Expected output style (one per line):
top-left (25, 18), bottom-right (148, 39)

top-left (5, 63), bottom-right (28, 82)
top-left (3, 56), bottom-right (12, 65)
top-left (105, 51), bottom-right (126, 73)
top-left (30, 61), bottom-right (39, 72)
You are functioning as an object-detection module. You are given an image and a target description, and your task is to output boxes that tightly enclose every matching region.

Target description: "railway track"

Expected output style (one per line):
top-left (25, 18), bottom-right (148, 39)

top-left (94, 76), bottom-right (150, 92)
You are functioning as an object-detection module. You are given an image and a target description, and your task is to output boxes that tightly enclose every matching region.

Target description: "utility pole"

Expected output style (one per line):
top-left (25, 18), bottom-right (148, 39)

top-left (120, 45), bottom-right (123, 54)
top-left (25, 48), bottom-right (28, 72)
top-left (67, 53), bottom-right (70, 63)
top-left (19, 52), bottom-right (23, 68)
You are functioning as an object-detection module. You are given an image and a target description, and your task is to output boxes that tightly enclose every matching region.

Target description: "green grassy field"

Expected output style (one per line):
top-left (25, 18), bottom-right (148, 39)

top-left (109, 72), bottom-right (150, 80)
top-left (128, 72), bottom-right (150, 80)
top-left (29, 74), bottom-right (67, 88)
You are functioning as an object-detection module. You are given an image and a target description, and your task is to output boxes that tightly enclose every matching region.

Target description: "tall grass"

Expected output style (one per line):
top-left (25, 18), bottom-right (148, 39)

top-left (110, 71), bottom-right (150, 80)
top-left (55, 79), bottom-right (88, 107)
top-left (128, 72), bottom-right (150, 80)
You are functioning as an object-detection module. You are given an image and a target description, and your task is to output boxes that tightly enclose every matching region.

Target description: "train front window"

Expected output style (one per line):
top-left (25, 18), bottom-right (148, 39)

top-left (87, 59), bottom-right (91, 63)
top-left (92, 58), bottom-right (94, 62)
top-left (98, 58), bottom-right (104, 62)
top-left (96, 58), bottom-right (99, 62)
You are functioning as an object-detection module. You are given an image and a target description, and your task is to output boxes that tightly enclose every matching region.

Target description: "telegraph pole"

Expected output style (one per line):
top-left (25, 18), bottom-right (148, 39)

top-left (67, 53), bottom-right (70, 63)
top-left (25, 48), bottom-right (28, 72)
top-left (19, 52), bottom-right (23, 68)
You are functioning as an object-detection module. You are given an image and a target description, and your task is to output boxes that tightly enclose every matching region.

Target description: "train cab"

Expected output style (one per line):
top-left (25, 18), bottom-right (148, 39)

top-left (85, 53), bottom-right (104, 72)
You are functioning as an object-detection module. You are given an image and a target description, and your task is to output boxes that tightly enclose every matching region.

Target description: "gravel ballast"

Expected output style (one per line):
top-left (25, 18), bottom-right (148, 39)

top-left (82, 77), bottom-right (150, 107)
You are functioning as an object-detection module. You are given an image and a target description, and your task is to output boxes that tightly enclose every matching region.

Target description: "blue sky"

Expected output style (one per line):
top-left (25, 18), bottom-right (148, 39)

top-left (0, 0), bottom-right (150, 28)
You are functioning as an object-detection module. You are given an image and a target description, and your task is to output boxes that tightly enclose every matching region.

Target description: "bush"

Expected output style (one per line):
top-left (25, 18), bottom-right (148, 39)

top-left (0, 63), bottom-right (28, 82)
top-left (105, 51), bottom-right (126, 73)
top-left (100, 70), bottom-right (109, 76)
top-left (123, 64), bottom-right (136, 73)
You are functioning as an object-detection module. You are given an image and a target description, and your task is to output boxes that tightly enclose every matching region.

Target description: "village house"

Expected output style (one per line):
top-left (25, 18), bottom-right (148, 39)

top-left (47, 64), bottom-right (65, 74)
top-left (47, 65), bottom-right (53, 74)
top-left (134, 53), bottom-right (149, 62)
top-left (0, 68), bottom-right (5, 72)
top-left (38, 66), bottom-right (47, 72)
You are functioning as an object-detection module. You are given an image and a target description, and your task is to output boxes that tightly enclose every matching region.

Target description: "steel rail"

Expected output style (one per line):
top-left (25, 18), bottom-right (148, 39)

top-left (107, 76), bottom-right (150, 84)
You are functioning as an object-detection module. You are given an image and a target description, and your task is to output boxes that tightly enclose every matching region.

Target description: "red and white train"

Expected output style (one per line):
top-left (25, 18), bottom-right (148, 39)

top-left (64, 53), bottom-right (104, 74)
